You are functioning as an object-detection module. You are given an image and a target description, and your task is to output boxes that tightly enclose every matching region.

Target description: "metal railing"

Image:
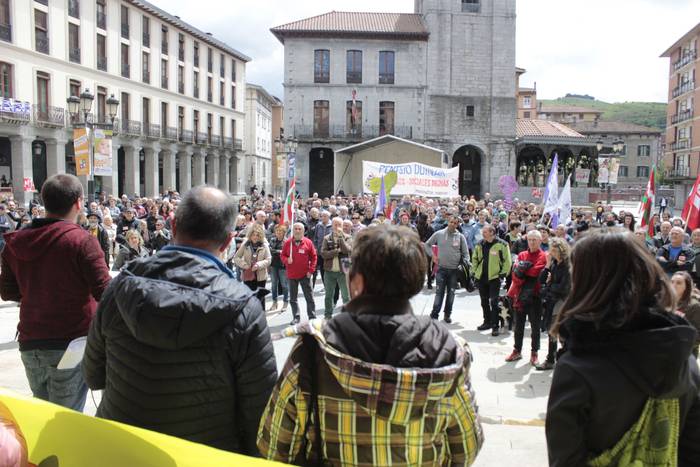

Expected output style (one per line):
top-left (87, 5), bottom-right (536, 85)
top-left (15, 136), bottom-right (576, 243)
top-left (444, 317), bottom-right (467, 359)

top-left (121, 64), bottom-right (130, 78)
top-left (68, 0), bottom-right (80, 19)
top-left (178, 81), bottom-right (184, 94)
top-left (233, 139), bottom-right (243, 150)
top-left (462, 2), bottom-right (480, 13)
top-left (161, 76), bottom-right (168, 89)
top-left (672, 109), bottom-right (694, 125)
top-left (179, 129), bottom-right (193, 143)
top-left (142, 32), bottom-right (150, 47)
top-left (379, 73), bottom-right (395, 84)
top-left (196, 132), bottom-right (208, 145)
top-left (35, 36), bottom-right (49, 54)
top-left (223, 137), bottom-right (233, 148)
top-left (178, 48), bottom-right (184, 62)
top-left (671, 139), bottom-right (692, 151)
top-left (33, 105), bottom-right (65, 128)
top-left (121, 23), bottom-right (129, 39)
top-left (207, 92), bottom-right (212, 102)
top-left (146, 123), bottom-right (160, 139)
top-left (673, 80), bottom-right (695, 98)
top-left (291, 124), bottom-right (413, 140)
top-left (165, 127), bottom-right (177, 141)
top-left (346, 71), bottom-right (362, 84)
top-left (70, 112), bottom-right (95, 127)
top-left (121, 119), bottom-right (142, 137)
top-left (97, 56), bottom-right (107, 71)
top-left (69, 47), bottom-right (81, 63)
top-left (211, 134), bottom-right (221, 146)
top-left (161, 41), bottom-right (168, 55)
top-left (674, 50), bottom-right (697, 71)
top-left (96, 12), bottom-right (106, 30)
top-left (314, 73), bottom-right (330, 84)
top-left (666, 166), bottom-right (692, 179)
top-left (0, 23), bottom-right (10, 42)
top-left (142, 70), bottom-right (150, 83)
top-left (0, 105), bottom-right (30, 124)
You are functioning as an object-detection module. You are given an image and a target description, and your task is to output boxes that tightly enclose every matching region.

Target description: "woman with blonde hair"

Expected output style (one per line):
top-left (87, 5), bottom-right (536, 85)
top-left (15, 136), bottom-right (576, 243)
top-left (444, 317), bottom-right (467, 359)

top-left (112, 229), bottom-right (148, 271)
top-left (234, 223), bottom-right (271, 307)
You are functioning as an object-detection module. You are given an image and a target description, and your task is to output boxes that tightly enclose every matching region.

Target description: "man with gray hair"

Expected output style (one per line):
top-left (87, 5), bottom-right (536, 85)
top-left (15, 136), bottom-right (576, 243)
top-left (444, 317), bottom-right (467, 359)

top-left (657, 226), bottom-right (695, 276)
top-left (83, 185), bottom-right (277, 454)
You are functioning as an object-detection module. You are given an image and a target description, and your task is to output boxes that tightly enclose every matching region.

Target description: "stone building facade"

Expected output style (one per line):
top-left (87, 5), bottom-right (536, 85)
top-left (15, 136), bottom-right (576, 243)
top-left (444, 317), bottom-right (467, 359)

top-left (244, 83), bottom-right (274, 194)
top-left (271, 0), bottom-right (516, 198)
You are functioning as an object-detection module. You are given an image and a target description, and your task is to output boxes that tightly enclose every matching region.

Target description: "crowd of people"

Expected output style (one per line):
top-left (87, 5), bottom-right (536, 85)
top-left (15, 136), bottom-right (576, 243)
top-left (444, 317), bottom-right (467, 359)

top-left (1, 176), bottom-right (700, 466)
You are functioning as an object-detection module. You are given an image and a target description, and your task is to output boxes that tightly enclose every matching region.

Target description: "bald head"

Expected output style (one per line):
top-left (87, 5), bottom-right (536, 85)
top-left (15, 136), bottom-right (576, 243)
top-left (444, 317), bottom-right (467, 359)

top-left (174, 185), bottom-right (235, 247)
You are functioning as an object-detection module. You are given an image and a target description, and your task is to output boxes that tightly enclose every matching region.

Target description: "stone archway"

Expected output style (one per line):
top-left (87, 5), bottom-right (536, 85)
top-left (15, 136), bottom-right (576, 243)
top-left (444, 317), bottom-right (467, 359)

top-left (452, 145), bottom-right (483, 197)
top-left (516, 146), bottom-right (546, 187)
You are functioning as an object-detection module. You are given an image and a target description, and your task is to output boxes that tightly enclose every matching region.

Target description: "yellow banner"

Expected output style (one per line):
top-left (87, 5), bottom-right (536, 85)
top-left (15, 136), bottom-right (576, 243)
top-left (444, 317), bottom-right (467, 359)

top-left (0, 391), bottom-right (287, 467)
top-left (73, 128), bottom-right (90, 176)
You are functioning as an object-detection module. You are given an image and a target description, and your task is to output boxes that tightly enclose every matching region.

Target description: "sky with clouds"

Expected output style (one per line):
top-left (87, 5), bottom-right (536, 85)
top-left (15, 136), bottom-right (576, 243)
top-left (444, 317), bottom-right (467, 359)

top-left (156, 0), bottom-right (699, 103)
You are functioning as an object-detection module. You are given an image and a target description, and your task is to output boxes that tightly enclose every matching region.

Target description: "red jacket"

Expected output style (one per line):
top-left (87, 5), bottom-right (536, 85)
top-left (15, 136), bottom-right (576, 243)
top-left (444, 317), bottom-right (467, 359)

top-left (507, 248), bottom-right (547, 310)
top-left (0, 218), bottom-right (111, 348)
top-left (281, 236), bottom-right (317, 280)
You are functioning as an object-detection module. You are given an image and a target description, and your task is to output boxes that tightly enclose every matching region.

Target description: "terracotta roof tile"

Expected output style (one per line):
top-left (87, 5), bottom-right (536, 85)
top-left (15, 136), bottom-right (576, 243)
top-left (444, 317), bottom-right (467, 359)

top-left (271, 11), bottom-right (429, 42)
top-left (516, 119), bottom-right (585, 138)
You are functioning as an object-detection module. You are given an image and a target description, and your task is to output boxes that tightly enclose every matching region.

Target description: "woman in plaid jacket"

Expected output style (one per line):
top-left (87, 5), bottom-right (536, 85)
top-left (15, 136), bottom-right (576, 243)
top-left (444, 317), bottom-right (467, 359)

top-left (258, 225), bottom-right (484, 466)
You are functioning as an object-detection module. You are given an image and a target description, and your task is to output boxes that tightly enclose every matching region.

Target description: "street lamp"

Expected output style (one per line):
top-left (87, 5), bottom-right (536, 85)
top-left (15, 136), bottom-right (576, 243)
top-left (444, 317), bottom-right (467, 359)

top-left (106, 94), bottom-right (119, 124)
top-left (79, 88), bottom-right (94, 121)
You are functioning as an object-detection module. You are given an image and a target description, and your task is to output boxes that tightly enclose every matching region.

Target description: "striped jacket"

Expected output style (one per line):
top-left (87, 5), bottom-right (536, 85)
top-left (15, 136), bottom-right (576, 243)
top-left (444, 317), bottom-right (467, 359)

top-left (257, 319), bottom-right (483, 466)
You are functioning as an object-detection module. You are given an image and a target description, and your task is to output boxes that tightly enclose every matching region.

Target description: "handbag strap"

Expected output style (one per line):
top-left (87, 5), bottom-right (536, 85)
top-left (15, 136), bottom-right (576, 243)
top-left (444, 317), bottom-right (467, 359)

top-left (302, 333), bottom-right (323, 467)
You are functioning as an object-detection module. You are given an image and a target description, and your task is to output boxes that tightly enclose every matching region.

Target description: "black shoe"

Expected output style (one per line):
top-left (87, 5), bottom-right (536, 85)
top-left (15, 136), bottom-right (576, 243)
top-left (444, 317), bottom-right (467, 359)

top-left (444, 316), bottom-right (452, 324)
top-left (308, 313), bottom-right (317, 320)
top-left (427, 283), bottom-right (433, 290)
top-left (491, 329), bottom-right (499, 337)
top-left (477, 322), bottom-right (491, 331)
top-left (536, 360), bottom-right (555, 371)
top-left (430, 313), bottom-right (439, 320)
top-left (290, 316), bottom-right (300, 325)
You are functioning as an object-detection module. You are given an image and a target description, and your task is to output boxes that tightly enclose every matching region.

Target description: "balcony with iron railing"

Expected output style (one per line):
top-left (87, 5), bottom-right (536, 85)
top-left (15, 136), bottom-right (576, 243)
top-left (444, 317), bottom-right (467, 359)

top-left (666, 166), bottom-right (693, 180)
top-left (96, 12), bottom-right (106, 30)
top-left (69, 47), bottom-right (80, 64)
top-left (291, 124), bottom-right (413, 141)
top-left (121, 64), bottom-right (130, 79)
top-left (33, 105), bottom-right (65, 128)
top-left (145, 123), bottom-right (160, 139)
top-left (462, 1), bottom-right (480, 12)
top-left (223, 137), bottom-right (233, 148)
top-left (97, 56), bottom-right (107, 71)
top-left (179, 129), bottom-right (193, 143)
top-left (672, 109), bottom-right (694, 125)
top-left (196, 132), bottom-right (208, 145)
top-left (233, 139), bottom-right (243, 151)
top-left (121, 23), bottom-right (129, 39)
top-left (378, 73), bottom-right (395, 85)
top-left (671, 139), bottom-right (692, 151)
top-left (68, 0), bottom-right (80, 19)
top-left (142, 32), bottom-right (150, 47)
top-left (346, 71), bottom-right (362, 84)
top-left (673, 80), bottom-right (695, 99)
top-left (0, 23), bottom-right (10, 42)
top-left (69, 112), bottom-right (95, 127)
top-left (0, 103), bottom-right (30, 124)
top-left (120, 119), bottom-right (142, 137)
top-left (211, 134), bottom-right (221, 147)
top-left (674, 50), bottom-right (697, 72)
top-left (35, 35), bottom-right (49, 54)
top-left (165, 127), bottom-right (177, 141)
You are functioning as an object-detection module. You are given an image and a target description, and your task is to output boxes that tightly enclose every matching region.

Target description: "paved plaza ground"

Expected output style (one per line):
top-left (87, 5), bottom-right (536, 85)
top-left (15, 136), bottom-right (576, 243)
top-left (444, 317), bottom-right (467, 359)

top-left (0, 280), bottom-right (550, 466)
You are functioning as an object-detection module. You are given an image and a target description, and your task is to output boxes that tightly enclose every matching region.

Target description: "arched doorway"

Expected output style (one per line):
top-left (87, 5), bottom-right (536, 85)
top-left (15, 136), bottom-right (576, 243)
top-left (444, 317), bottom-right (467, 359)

top-left (309, 147), bottom-right (334, 197)
top-left (117, 147), bottom-right (125, 196)
top-left (31, 140), bottom-right (47, 193)
top-left (452, 145), bottom-right (483, 197)
top-left (516, 146), bottom-right (546, 187)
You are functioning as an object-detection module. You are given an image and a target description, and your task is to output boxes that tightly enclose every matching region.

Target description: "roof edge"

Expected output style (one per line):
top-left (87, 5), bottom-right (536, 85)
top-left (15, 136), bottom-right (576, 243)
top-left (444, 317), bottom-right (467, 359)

top-left (660, 22), bottom-right (700, 58)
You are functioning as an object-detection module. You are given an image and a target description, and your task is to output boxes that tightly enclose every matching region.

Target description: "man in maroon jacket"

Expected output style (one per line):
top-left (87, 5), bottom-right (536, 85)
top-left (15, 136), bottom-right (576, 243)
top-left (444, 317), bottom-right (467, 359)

top-left (0, 174), bottom-right (111, 411)
top-left (281, 222), bottom-right (317, 325)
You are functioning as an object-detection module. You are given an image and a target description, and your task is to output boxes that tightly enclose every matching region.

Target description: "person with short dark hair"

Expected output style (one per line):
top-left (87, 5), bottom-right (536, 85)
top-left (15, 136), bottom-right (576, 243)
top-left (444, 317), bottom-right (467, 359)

top-left (0, 174), bottom-right (111, 411)
top-left (546, 230), bottom-right (700, 466)
top-left (85, 211), bottom-right (110, 266)
top-left (258, 225), bottom-right (484, 466)
top-left (472, 224), bottom-right (512, 336)
top-left (82, 185), bottom-right (277, 454)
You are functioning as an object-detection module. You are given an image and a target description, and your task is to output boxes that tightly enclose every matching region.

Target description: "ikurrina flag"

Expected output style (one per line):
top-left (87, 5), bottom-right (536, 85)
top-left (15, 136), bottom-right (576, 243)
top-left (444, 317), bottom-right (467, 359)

top-left (681, 171), bottom-right (700, 231)
top-left (281, 177), bottom-right (296, 226)
top-left (639, 166), bottom-right (656, 237)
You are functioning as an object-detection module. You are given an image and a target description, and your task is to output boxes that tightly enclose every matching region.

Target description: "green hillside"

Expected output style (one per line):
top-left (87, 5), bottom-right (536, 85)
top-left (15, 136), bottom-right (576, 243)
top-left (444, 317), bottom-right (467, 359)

top-left (540, 97), bottom-right (667, 130)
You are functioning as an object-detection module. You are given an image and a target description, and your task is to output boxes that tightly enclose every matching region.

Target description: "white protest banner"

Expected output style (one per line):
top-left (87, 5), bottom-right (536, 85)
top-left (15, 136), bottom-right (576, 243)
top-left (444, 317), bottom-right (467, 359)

top-left (362, 161), bottom-right (459, 197)
top-left (575, 168), bottom-right (590, 185)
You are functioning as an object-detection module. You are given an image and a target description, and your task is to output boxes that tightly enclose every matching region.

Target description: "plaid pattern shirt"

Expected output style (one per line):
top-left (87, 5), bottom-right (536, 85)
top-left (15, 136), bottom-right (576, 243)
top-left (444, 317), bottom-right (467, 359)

top-left (258, 320), bottom-right (484, 466)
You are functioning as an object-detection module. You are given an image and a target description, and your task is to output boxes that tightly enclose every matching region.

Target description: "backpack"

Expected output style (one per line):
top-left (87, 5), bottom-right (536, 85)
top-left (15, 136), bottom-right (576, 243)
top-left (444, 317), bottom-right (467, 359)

top-left (587, 397), bottom-right (679, 467)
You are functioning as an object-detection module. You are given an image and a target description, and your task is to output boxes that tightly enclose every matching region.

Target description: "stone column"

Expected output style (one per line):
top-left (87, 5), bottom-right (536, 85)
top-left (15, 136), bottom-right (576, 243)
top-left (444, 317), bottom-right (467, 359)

top-left (178, 150), bottom-right (192, 193)
top-left (230, 154), bottom-right (241, 194)
top-left (192, 150), bottom-right (206, 186)
top-left (123, 145), bottom-right (139, 196)
top-left (143, 145), bottom-right (160, 198)
top-left (10, 136), bottom-right (33, 207)
top-left (161, 148), bottom-right (177, 193)
top-left (207, 152), bottom-right (220, 188)
top-left (45, 137), bottom-right (67, 177)
top-left (219, 154), bottom-right (230, 192)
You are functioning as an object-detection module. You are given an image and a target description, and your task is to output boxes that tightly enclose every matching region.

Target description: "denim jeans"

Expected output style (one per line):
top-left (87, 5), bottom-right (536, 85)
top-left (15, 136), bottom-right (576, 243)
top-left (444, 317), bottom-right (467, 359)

top-left (270, 266), bottom-right (289, 302)
top-left (431, 268), bottom-right (459, 319)
top-left (20, 349), bottom-right (88, 412)
top-left (323, 270), bottom-right (349, 317)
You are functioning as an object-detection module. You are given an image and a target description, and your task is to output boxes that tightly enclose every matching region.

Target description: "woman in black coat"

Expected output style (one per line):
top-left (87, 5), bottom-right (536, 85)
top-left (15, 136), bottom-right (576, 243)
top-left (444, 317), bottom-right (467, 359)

top-left (546, 230), bottom-right (700, 466)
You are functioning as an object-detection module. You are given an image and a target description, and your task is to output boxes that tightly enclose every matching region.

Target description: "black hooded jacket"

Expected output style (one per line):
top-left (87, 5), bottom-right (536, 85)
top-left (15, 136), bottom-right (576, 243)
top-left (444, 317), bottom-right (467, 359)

top-left (82, 249), bottom-right (278, 455)
top-left (546, 310), bottom-right (700, 467)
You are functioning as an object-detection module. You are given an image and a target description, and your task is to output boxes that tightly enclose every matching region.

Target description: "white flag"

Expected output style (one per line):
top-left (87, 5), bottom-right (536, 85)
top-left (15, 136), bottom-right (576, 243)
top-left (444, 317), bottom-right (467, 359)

top-left (558, 175), bottom-right (572, 226)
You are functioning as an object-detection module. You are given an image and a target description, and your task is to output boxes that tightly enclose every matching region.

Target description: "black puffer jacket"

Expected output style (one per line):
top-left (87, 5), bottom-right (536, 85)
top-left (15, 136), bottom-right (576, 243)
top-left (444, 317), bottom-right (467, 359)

top-left (546, 310), bottom-right (700, 466)
top-left (82, 249), bottom-right (278, 455)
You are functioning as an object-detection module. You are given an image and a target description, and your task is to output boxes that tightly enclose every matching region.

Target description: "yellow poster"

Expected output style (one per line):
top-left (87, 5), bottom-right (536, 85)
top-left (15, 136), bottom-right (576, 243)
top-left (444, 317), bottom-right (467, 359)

top-left (73, 128), bottom-right (90, 176)
top-left (93, 128), bottom-right (113, 176)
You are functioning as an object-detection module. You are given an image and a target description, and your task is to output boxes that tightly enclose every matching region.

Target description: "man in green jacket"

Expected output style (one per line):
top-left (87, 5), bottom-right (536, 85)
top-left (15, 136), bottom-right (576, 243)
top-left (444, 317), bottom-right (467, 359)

top-left (472, 224), bottom-right (512, 336)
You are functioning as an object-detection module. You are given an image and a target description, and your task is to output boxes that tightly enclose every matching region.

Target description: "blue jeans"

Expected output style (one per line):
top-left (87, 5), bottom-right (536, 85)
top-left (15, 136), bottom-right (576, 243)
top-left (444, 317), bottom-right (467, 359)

top-left (431, 268), bottom-right (459, 319)
top-left (270, 266), bottom-right (289, 302)
top-left (20, 349), bottom-right (88, 412)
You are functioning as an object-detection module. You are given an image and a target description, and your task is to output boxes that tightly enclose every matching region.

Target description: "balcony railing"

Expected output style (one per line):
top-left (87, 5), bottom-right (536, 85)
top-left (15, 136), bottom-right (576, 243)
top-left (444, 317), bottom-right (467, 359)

top-left (196, 132), bottom-right (208, 145)
top-left (346, 71), bottom-right (362, 84)
top-left (291, 124), bottom-right (413, 141)
top-left (142, 32), bottom-right (150, 47)
top-left (671, 139), bottom-right (692, 151)
top-left (672, 109), bottom-right (694, 125)
top-left (673, 80), bottom-right (695, 98)
top-left (233, 138), bottom-right (243, 151)
top-left (69, 47), bottom-right (81, 63)
top-left (146, 123), bottom-right (160, 139)
top-left (35, 36), bottom-right (49, 54)
top-left (121, 119), bottom-right (142, 137)
top-left (142, 70), bottom-right (150, 83)
top-left (33, 105), bottom-right (65, 128)
top-left (121, 64), bottom-right (130, 78)
top-left (97, 56), bottom-right (107, 71)
top-left (314, 73), bottom-right (330, 84)
top-left (96, 12), bottom-right (106, 30)
top-left (161, 41), bottom-right (168, 55)
top-left (211, 134), bottom-right (221, 146)
top-left (179, 129), bottom-right (193, 143)
top-left (165, 127), bottom-right (178, 141)
top-left (0, 101), bottom-right (31, 124)
top-left (666, 166), bottom-right (693, 179)
top-left (121, 23), bottom-right (129, 39)
top-left (69, 112), bottom-right (95, 127)
top-left (0, 23), bottom-right (10, 42)
top-left (68, 0), bottom-right (80, 19)
top-left (223, 137), bottom-right (233, 148)
top-left (674, 50), bottom-right (697, 71)
top-left (462, 2), bottom-right (480, 13)
top-left (379, 73), bottom-right (395, 85)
